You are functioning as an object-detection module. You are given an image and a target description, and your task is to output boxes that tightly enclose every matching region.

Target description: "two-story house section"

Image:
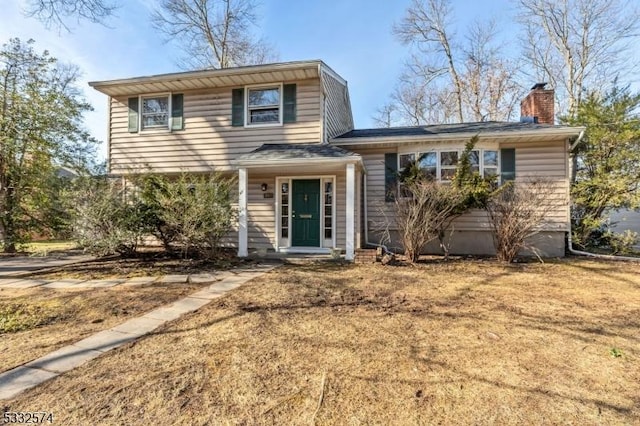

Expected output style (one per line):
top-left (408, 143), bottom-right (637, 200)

top-left (90, 63), bottom-right (584, 260)
top-left (89, 61), bottom-right (363, 259)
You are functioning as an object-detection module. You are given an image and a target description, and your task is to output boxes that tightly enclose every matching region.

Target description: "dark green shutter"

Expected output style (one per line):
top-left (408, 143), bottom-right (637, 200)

top-left (283, 84), bottom-right (297, 123)
top-left (128, 97), bottom-right (139, 133)
top-left (171, 94), bottom-right (184, 130)
top-left (385, 153), bottom-right (398, 202)
top-left (232, 88), bottom-right (244, 126)
top-left (500, 148), bottom-right (516, 182)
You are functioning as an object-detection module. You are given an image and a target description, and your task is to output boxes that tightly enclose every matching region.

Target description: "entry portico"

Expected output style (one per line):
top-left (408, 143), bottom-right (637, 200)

top-left (234, 144), bottom-right (363, 260)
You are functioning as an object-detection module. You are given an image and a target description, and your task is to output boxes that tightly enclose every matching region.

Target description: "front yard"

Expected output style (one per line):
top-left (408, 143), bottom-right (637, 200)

top-left (0, 282), bottom-right (217, 373)
top-left (4, 259), bottom-right (640, 424)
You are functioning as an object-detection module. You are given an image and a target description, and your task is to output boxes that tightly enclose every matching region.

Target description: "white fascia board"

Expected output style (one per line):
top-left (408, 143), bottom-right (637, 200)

top-left (232, 157), bottom-right (361, 168)
top-left (330, 127), bottom-right (586, 146)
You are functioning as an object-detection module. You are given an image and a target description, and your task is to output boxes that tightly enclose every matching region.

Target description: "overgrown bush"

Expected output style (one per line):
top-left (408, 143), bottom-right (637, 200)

top-left (67, 177), bottom-right (152, 256)
top-left (141, 173), bottom-right (236, 258)
top-left (68, 173), bottom-right (237, 259)
top-left (485, 178), bottom-right (560, 262)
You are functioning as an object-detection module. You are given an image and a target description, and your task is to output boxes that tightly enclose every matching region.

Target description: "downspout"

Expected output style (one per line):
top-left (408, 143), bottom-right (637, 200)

top-left (566, 131), bottom-right (640, 261)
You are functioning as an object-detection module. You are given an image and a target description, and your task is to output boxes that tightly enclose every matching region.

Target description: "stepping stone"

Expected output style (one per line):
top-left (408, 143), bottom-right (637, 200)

top-left (144, 297), bottom-right (211, 321)
top-left (25, 345), bottom-right (103, 374)
top-left (158, 274), bottom-right (189, 284)
top-left (82, 279), bottom-right (126, 288)
top-left (43, 279), bottom-right (86, 289)
top-left (0, 278), bottom-right (22, 287)
top-left (121, 276), bottom-right (157, 287)
top-left (0, 367), bottom-right (58, 400)
top-left (189, 273), bottom-right (219, 284)
top-left (4, 279), bottom-right (49, 289)
top-left (110, 316), bottom-right (166, 337)
top-left (188, 287), bottom-right (226, 300)
top-left (74, 330), bottom-right (138, 353)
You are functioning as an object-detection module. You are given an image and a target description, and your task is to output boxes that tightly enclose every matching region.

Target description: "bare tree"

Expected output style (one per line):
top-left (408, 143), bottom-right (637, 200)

top-left (461, 21), bottom-right (523, 122)
top-left (380, 0), bottom-right (522, 127)
top-left (516, 0), bottom-right (640, 118)
top-left (25, 0), bottom-right (117, 31)
top-left (394, 0), bottom-right (465, 122)
top-left (151, 0), bottom-right (278, 69)
top-left (485, 178), bottom-right (562, 263)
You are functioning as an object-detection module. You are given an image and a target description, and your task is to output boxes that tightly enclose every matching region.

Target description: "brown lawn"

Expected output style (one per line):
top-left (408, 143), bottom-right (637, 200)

top-left (4, 259), bottom-right (640, 425)
top-left (0, 281), bottom-right (214, 372)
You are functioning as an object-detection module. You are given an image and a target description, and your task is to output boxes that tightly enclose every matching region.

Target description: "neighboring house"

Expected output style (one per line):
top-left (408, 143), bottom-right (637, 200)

top-left (608, 209), bottom-right (640, 248)
top-left (89, 61), bottom-right (584, 260)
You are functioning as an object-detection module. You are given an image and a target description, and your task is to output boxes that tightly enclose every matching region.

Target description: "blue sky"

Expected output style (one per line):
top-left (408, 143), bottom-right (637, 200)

top-left (0, 0), bottom-right (515, 159)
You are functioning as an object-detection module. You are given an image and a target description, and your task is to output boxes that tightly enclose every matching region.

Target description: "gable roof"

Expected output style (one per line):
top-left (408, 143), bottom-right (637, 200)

top-left (333, 121), bottom-right (585, 146)
top-left (233, 143), bottom-right (361, 166)
top-left (89, 60), bottom-right (346, 97)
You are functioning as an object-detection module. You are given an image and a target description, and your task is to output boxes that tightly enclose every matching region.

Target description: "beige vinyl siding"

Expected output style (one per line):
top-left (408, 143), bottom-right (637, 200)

top-left (109, 79), bottom-right (322, 174)
top-left (358, 138), bottom-right (570, 234)
top-left (322, 72), bottom-right (353, 141)
top-left (504, 139), bottom-right (570, 229)
top-left (247, 174), bottom-right (276, 249)
top-left (335, 171), bottom-right (347, 249)
top-left (360, 148), bottom-right (393, 237)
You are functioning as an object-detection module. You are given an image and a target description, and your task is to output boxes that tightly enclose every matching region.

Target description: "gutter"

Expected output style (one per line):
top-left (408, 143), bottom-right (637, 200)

top-left (332, 127), bottom-right (584, 146)
top-left (569, 129), bottom-right (585, 151)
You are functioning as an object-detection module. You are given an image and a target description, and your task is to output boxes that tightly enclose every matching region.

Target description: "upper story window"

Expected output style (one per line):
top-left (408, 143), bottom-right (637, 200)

top-left (247, 86), bottom-right (281, 125)
top-left (127, 93), bottom-right (183, 133)
top-left (141, 95), bottom-right (169, 130)
top-left (232, 84), bottom-right (296, 128)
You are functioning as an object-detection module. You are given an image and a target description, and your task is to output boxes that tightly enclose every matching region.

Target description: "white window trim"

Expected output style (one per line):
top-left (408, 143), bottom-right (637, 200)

top-left (139, 92), bottom-right (172, 132)
top-left (398, 148), bottom-right (501, 182)
top-left (275, 175), bottom-right (336, 251)
top-left (244, 83), bottom-right (284, 128)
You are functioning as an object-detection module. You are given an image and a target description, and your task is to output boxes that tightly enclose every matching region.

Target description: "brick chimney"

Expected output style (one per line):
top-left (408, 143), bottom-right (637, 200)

top-left (520, 83), bottom-right (555, 124)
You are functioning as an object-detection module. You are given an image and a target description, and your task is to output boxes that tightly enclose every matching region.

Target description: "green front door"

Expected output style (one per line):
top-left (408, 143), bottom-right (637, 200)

top-left (291, 179), bottom-right (321, 247)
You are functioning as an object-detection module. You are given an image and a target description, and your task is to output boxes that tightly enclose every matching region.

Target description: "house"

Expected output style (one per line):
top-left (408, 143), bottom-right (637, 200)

top-left (89, 61), bottom-right (584, 260)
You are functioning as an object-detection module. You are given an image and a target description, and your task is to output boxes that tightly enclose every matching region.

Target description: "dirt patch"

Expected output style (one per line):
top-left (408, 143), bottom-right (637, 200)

top-left (26, 249), bottom-right (251, 279)
top-left (5, 258), bottom-right (640, 424)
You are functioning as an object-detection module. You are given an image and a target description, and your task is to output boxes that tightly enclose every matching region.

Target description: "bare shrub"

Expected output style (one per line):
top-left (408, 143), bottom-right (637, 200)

top-left (486, 178), bottom-right (562, 262)
top-left (393, 179), bottom-right (467, 263)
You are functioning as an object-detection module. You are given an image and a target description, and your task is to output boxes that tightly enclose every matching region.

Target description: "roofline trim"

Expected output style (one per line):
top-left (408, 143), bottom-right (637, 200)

top-left (331, 127), bottom-right (586, 145)
top-left (232, 157), bottom-right (362, 168)
top-left (320, 62), bottom-right (347, 87)
top-left (88, 60), bottom-right (325, 89)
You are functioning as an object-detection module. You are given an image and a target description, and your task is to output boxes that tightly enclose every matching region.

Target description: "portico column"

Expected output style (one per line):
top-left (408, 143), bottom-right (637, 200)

top-left (345, 163), bottom-right (355, 261)
top-left (238, 167), bottom-right (248, 257)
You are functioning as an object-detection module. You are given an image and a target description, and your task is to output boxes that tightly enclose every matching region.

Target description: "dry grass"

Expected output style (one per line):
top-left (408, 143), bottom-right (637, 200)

top-left (5, 258), bottom-right (640, 424)
top-left (0, 281), bottom-right (213, 372)
top-left (23, 240), bottom-right (77, 255)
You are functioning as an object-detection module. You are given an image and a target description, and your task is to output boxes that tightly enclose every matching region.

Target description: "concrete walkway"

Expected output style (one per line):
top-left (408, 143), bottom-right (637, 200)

top-left (0, 253), bottom-right (94, 278)
top-left (0, 263), bottom-right (278, 400)
top-left (0, 273), bottom-right (232, 289)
